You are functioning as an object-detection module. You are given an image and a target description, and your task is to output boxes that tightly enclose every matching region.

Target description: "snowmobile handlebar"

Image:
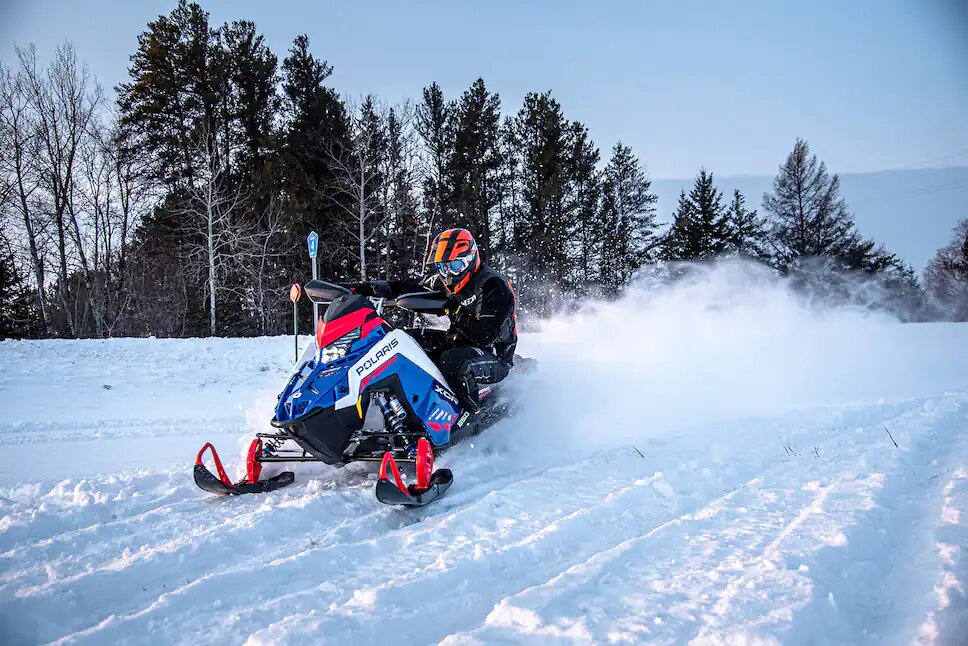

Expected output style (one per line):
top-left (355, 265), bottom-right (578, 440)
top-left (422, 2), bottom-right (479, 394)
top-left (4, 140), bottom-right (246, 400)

top-left (385, 291), bottom-right (448, 313)
top-left (303, 279), bottom-right (448, 314)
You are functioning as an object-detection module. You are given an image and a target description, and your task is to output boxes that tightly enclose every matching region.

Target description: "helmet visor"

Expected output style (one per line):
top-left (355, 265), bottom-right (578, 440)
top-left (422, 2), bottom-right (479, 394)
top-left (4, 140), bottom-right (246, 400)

top-left (434, 256), bottom-right (471, 277)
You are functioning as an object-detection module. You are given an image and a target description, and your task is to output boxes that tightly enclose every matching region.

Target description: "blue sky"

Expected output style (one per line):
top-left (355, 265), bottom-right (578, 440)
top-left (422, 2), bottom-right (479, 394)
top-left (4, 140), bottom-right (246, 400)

top-left (2, 0), bottom-right (966, 178)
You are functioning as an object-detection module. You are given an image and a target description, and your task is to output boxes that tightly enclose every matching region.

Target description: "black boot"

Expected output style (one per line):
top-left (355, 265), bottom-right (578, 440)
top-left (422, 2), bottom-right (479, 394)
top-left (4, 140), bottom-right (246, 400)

top-left (455, 371), bottom-right (482, 414)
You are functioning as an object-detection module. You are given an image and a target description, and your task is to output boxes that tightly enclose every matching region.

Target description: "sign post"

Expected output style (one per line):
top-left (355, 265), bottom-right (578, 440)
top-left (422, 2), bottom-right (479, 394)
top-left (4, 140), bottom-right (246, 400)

top-left (289, 283), bottom-right (303, 363)
top-left (306, 231), bottom-right (319, 327)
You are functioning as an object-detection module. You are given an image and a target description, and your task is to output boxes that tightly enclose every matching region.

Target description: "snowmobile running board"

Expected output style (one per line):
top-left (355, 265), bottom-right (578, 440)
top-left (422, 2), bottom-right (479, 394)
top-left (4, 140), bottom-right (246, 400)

top-left (194, 441), bottom-right (295, 496)
top-left (375, 438), bottom-right (453, 507)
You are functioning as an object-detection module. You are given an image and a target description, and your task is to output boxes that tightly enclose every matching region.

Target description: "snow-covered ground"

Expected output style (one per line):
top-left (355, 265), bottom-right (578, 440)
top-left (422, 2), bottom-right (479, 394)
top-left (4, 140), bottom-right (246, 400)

top-left (1, 263), bottom-right (966, 645)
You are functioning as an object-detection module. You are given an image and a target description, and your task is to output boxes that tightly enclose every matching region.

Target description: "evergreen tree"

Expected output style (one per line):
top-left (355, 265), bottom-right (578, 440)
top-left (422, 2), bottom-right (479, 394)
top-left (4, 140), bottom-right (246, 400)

top-left (725, 189), bottom-right (770, 262)
top-left (494, 115), bottom-right (521, 265)
top-left (567, 122), bottom-right (601, 290)
top-left (118, 0), bottom-right (228, 188)
top-left (502, 91), bottom-right (609, 308)
top-left (663, 190), bottom-right (692, 261)
top-left (115, 2), bottom-right (225, 335)
top-left (415, 83), bottom-right (453, 260)
top-left (221, 19), bottom-right (279, 189)
top-left (662, 169), bottom-right (730, 261)
top-left (878, 261), bottom-right (926, 321)
top-left (214, 20), bottom-right (281, 334)
top-left (762, 139), bottom-right (895, 272)
top-left (383, 107), bottom-right (421, 276)
top-left (0, 248), bottom-right (35, 339)
top-left (508, 91), bottom-right (574, 311)
top-left (598, 142), bottom-right (658, 295)
top-left (278, 34), bottom-right (351, 278)
top-left (446, 79), bottom-right (502, 254)
top-left (117, 3), bottom-right (292, 336)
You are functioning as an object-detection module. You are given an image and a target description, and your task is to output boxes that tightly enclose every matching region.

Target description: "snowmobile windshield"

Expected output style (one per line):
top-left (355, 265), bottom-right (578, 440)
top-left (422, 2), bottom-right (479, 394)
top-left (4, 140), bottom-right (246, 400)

top-left (323, 294), bottom-right (372, 323)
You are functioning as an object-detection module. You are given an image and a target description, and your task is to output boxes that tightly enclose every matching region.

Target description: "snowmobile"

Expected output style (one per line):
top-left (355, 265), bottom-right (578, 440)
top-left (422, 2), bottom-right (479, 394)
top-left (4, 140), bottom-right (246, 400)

top-left (193, 280), bottom-right (520, 507)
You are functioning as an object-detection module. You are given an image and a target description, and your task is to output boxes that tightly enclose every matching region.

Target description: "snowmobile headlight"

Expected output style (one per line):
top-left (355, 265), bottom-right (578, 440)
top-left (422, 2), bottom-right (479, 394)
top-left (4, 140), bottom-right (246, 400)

top-left (321, 328), bottom-right (361, 364)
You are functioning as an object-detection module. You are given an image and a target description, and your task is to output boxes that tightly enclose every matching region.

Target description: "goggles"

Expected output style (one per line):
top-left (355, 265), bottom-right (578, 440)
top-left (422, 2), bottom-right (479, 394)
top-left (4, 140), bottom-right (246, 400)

top-left (434, 256), bottom-right (472, 277)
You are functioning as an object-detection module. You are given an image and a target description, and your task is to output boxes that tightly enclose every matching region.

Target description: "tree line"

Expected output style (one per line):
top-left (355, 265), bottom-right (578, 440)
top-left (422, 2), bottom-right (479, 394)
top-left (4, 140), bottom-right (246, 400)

top-left (1, 0), bottom-right (966, 339)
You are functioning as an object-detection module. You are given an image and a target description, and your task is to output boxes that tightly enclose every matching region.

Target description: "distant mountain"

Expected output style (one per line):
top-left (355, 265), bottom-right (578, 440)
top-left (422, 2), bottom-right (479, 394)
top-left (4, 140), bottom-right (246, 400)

top-left (652, 167), bottom-right (968, 271)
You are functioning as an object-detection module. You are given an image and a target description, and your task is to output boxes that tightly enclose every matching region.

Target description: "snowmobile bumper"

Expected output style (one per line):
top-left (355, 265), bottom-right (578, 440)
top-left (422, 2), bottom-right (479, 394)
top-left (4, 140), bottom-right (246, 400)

top-left (270, 406), bottom-right (359, 465)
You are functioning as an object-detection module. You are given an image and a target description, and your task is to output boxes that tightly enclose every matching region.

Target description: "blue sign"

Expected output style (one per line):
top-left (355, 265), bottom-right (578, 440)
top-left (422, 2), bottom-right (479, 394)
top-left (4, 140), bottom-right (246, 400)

top-left (307, 231), bottom-right (318, 259)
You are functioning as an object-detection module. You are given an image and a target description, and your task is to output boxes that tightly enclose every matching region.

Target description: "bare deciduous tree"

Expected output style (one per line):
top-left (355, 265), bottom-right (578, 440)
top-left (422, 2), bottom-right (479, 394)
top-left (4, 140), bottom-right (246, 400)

top-left (238, 195), bottom-right (296, 334)
top-left (925, 219), bottom-right (968, 320)
top-left (19, 43), bottom-right (102, 335)
top-left (382, 102), bottom-right (423, 276)
top-left (177, 126), bottom-right (287, 335)
top-left (324, 96), bottom-right (387, 281)
top-left (177, 128), bottom-right (249, 335)
top-left (0, 58), bottom-right (48, 332)
top-left (76, 113), bottom-right (149, 335)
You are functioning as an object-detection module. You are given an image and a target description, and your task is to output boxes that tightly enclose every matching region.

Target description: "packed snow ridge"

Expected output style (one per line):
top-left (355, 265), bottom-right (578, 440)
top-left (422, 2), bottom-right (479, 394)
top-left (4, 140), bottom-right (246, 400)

top-left (1, 262), bottom-right (966, 645)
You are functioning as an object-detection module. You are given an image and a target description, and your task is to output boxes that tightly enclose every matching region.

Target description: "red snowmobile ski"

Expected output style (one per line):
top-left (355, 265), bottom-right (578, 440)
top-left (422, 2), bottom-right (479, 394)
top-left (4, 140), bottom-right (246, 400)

top-left (374, 437), bottom-right (454, 507)
top-left (194, 440), bottom-right (294, 496)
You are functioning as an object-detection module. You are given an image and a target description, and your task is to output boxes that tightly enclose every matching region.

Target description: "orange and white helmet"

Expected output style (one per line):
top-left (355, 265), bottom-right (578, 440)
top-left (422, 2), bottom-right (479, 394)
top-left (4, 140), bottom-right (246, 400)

top-left (428, 228), bottom-right (480, 293)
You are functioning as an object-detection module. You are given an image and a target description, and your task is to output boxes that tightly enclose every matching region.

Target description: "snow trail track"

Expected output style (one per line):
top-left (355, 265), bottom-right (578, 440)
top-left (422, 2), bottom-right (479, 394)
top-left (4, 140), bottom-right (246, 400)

top-left (1, 265), bottom-right (966, 644)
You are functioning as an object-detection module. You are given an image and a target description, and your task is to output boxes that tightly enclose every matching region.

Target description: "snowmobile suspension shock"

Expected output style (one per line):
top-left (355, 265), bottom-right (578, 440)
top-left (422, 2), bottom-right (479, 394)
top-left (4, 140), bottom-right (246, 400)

top-left (386, 395), bottom-right (406, 421)
top-left (375, 392), bottom-right (406, 435)
top-left (375, 393), bottom-right (407, 434)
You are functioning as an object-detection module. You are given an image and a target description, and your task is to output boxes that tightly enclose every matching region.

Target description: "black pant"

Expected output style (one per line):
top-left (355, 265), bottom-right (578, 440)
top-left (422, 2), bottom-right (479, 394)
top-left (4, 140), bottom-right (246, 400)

top-left (408, 329), bottom-right (510, 408)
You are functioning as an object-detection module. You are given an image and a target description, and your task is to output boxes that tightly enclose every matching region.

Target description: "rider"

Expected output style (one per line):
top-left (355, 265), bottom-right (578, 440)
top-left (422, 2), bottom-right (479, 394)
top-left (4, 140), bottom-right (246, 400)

top-left (354, 228), bottom-right (517, 413)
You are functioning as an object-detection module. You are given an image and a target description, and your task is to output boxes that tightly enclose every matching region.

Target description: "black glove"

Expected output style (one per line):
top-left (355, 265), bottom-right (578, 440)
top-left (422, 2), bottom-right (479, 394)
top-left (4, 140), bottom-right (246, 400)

top-left (352, 280), bottom-right (394, 298)
top-left (442, 298), bottom-right (460, 318)
top-left (352, 281), bottom-right (374, 296)
top-left (447, 326), bottom-right (475, 345)
top-left (421, 274), bottom-right (443, 290)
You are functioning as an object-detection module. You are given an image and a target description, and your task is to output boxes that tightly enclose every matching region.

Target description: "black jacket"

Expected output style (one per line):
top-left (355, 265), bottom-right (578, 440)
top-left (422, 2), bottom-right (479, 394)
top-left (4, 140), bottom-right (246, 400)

top-left (384, 265), bottom-right (518, 364)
